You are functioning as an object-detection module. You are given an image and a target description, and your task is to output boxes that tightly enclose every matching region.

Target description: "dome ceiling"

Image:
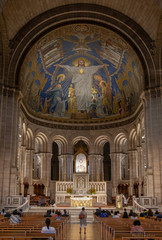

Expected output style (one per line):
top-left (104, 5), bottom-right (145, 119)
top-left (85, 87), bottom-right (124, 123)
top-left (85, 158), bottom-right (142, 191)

top-left (20, 24), bottom-right (144, 123)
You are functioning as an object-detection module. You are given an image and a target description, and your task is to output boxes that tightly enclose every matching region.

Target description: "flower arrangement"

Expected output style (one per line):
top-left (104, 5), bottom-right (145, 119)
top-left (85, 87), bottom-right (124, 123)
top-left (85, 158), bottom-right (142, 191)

top-left (66, 188), bottom-right (73, 194)
top-left (89, 188), bottom-right (96, 194)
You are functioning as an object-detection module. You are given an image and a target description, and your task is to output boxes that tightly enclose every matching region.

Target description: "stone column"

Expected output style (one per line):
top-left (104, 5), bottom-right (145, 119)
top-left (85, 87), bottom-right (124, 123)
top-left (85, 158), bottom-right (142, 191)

top-left (96, 155), bottom-right (103, 181)
top-left (58, 156), bottom-right (63, 181)
top-left (60, 154), bottom-right (67, 181)
top-left (132, 150), bottom-right (138, 179)
top-left (28, 150), bottom-right (34, 195)
top-left (20, 146), bottom-right (26, 196)
top-left (90, 154), bottom-right (97, 181)
top-left (66, 154), bottom-right (73, 181)
top-left (45, 153), bottom-right (52, 196)
top-left (88, 155), bottom-right (94, 181)
top-left (68, 155), bottom-right (73, 181)
top-left (128, 150), bottom-right (134, 196)
top-left (116, 153), bottom-right (121, 183)
top-left (137, 146), bottom-right (142, 196)
top-left (0, 86), bottom-right (19, 205)
top-left (25, 149), bottom-right (34, 195)
top-left (110, 153), bottom-right (117, 197)
top-left (144, 90), bottom-right (162, 202)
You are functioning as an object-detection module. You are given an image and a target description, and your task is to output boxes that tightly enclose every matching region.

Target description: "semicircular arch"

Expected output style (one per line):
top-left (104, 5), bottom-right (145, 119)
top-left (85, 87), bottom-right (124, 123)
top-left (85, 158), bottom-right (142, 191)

top-left (8, 4), bottom-right (155, 98)
top-left (51, 135), bottom-right (68, 154)
top-left (94, 135), bottom-right (111, 154)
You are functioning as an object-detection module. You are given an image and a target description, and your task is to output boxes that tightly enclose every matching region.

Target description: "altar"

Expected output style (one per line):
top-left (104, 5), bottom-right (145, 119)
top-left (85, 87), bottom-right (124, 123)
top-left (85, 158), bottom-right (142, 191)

top-left (70, 196), bottom-right (92, 207)
top-left (55, 149), bottom-right (107, 206)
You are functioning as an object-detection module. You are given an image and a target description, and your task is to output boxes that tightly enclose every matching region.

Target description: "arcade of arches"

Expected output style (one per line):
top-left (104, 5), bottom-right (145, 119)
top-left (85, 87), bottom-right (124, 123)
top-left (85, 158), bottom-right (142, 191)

top-left (0, 0), bottom-right (162, 208)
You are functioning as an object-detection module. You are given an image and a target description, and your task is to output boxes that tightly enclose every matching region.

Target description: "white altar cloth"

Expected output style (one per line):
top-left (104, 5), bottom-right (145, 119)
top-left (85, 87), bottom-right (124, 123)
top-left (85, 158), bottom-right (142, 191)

top-left (70, 196), bottom-right (92, 207)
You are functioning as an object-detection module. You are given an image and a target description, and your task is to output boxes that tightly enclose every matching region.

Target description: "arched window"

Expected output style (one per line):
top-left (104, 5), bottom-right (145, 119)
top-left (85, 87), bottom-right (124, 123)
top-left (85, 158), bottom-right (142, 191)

top-left (51, 142), bottom-right (59, 180)
top-left (103, 142), bottom-right (111, 181)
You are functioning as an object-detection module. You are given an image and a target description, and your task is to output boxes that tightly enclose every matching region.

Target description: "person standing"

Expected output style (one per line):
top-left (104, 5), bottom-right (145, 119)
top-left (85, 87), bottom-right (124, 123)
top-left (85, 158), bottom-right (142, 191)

top-left (79, 207), bottom-right (87, 234)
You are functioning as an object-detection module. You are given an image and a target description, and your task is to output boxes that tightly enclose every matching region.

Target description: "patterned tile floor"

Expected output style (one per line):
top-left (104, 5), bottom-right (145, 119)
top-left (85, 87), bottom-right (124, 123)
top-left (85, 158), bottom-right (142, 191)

top-left (62, 222), bottom-right (101, 240)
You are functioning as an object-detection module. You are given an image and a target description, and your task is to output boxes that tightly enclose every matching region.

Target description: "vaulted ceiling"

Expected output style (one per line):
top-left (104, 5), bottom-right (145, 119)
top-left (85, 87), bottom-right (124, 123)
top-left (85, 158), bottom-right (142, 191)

top-left (0, 0), bottom-right (161, 40)
top-left (0, 0), bottom-right (161, 126)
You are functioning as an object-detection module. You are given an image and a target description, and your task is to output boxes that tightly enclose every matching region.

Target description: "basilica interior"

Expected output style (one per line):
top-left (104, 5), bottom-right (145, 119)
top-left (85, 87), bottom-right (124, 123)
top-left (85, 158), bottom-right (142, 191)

top-left (0, 0), bottom-right (162, 212)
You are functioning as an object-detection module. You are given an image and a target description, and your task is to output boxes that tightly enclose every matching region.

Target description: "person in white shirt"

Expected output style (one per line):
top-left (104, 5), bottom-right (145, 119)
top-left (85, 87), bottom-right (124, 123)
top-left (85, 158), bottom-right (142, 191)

top-left (1, 209), bottom-right (5, 215)
top-left (112, 211), bottom-right (120, 218)
top-left (130, 212), bottom-right (138, 219)
top-left (41, 218), bottom-right (56, 233)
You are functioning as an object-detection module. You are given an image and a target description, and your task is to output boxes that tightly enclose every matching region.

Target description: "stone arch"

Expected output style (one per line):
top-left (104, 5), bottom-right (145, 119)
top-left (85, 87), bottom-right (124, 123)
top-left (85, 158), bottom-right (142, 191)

top-left (22, 122), bottom-right (27, 146)
top-left (94, 135), bottom-right (112, 181)
top-left (52, 135), bottom-right (68, 155)
top-left (26, 128), bottom-right (33, 149)
top-left (51, 135), bottom-right (68, 181)
top-left (114, 132), bottom-right (129, 181)
top-left (129, 128), bottom-right (137, 149)
top-left (141, 117), bottom-right (145, 143)
top-left (114, 132), bottom-right (128, 152)
top-left (137, 122), bottom-right (142, 146)
top-left (8, 3), bottom-right (155, 95)
top-left (35, 132), bottom-right (48, 153)
top-left (72, 136), bottom-right (90, 150)
top-left (94, 135), bottom-right (111, 154)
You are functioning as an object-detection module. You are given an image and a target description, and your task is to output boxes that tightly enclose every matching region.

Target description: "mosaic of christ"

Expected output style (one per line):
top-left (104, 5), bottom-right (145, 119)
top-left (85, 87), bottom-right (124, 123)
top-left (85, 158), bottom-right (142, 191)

top-left (20, 24), bottom-right (144, 121)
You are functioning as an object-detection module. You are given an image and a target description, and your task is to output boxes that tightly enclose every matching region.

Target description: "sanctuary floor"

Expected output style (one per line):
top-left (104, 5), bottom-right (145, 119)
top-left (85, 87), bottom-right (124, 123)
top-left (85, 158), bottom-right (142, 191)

top-left (62, 222), bottom-right (100, 240)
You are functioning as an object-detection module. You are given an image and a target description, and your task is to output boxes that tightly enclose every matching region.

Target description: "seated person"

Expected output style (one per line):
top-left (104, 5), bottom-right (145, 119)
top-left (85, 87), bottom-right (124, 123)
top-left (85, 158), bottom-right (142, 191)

top-left (138, 213), bottom-right (145, 219)
top-left (17, 209), bottom-right (23, 216)
top-left (1, 209), bottom-right (5, 215)
top-left (129, 209), bottom-right (133, 216)
top-left (143, 209), bottom-right (147, 216)
top-left (130, 220), bottom-right (144, 234)
top-left (52, 210), bottom-right (58, 218)
top-left (4, 211), bottom-right (11, 218)
top-left (94, 208), bottom-right (102, 216)
top-left (100, 210), bottom-right (108, 218)
top-left (10, 210), bottom-right (21, 224)
top-left (56, 211), bottom-right (62, 220)
top-left (146, 208), bottom-right (153, 217)
top-left (112, 211), bottom-right (120, 218)
top-left (156, 212), bottom-right (162, 220)
top-left (41, 218), bottom-right (56, 233)
top-left (105, 210), bottom-right (111, 216)
top-left (154, 210), bottom-right (159, 216)
top-left (130, 212), bottom-right (138, 219)
top-left (62, 209), bottom-right (69, 217)
top-left (51, 210), bottom-right (55, 216)
top-left (44, 209), bottom-right (51, 217)
top-left (122, 208), bottom-right (128, 218)
top-left (110, 210), bottom-right (114, 216)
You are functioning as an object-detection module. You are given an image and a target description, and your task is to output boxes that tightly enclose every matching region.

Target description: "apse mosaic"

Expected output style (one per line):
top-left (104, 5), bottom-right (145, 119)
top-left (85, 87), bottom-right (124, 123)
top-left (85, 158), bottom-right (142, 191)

top-left (20, 24), bottom-right (144, 121)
